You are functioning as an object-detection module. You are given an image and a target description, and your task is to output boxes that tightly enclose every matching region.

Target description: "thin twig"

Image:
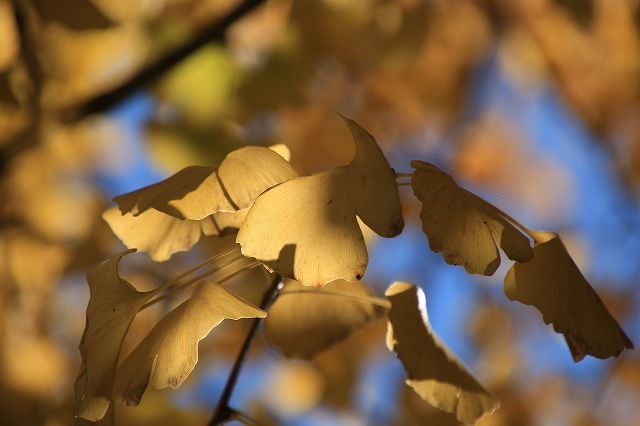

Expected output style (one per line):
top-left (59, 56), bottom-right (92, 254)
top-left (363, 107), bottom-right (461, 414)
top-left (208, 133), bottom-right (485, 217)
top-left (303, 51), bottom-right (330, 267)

top-left (209, 273), bottom-right (283, 426)
top-left (395, 172), bottom-right (413, 179)
top-left (0, 0), bottom-right (43, 171)
top-left (63, 0), bottom-right (268, 121)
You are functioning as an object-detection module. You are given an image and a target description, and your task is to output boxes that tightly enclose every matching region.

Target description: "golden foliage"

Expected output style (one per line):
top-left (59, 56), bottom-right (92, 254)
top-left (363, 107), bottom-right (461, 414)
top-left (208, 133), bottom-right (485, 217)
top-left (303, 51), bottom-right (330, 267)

top-left (237, 118), bottom-right (404, 286)
top-left (411, 160), bottom-right (533, 275)
top-left (385, 282), bottom-right (499, 425)
top-left (505, 232), bottom-right (634, 361)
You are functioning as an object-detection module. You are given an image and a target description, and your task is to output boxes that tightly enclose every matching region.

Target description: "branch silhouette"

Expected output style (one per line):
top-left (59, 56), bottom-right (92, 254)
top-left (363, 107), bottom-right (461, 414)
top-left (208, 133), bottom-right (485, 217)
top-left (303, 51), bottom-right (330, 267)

top-left (209, 272), bottom-right (283, 426)
top-left (64, 0), bottom-right (268, 121)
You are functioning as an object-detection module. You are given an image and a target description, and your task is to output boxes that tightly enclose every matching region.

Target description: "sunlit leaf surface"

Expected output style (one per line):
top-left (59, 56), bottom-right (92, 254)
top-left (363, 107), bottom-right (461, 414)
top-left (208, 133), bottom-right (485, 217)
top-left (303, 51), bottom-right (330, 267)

top-left (237, 118), bottom-right (404, 286)
top-left (504, 233), bottom-right (634, 361)
top-left (114, 145), bottom-right (297, 219)
top-left (385, 282), bottom-right (499, 425)
top-left (102, 207), bottom-right (246, 261)
top-left (75, 250), bottom-right (155, 421)
top-left (411, 160), bottom-right (533, 275)
top-left (113, 281), bottom-right (265, 406)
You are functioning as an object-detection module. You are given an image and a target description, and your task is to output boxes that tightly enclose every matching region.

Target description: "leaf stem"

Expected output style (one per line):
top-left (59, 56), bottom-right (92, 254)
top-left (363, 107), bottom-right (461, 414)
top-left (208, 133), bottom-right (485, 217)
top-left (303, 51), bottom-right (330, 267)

top-left (471, 190), bottom-right (553, 244)
top-left (279, 288), bottom-right (391, 309)
top-left (141, 257), bottom-right (259, 311)
top-left (155, 246), bottom-right (241, 295)
top-left (209, 273), bottom-right (283, 426)
top-left (395, 172), bottom-right (413, 179)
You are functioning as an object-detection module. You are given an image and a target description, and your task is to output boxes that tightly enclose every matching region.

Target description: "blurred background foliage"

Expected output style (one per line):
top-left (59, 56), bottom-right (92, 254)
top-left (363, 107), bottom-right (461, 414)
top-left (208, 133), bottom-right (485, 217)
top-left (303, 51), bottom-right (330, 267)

top-left (0, 0), bottom-right (639, 424)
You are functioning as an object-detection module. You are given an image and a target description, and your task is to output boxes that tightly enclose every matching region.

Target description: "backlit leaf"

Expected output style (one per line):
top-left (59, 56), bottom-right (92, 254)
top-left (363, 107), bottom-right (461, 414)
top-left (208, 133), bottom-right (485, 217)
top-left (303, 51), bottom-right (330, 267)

top-left (75, 250), bottom-right (155, 421)
top-left (237, 118), bottom-right (404, 286)
top-left (504, 233), bottom-right (634, 361)
top-left (112, 281), bottom-right (265, 406)
top-left (114, 145), bottom-right (297, 219)
top-left (385, 282), bottom-right (499, 425)
top-left (265, 280), bottom-right (378, 359)
top-left (102, 207), bottom-right (246, 262)
top-left (411, 160), bottom-right (533, 275)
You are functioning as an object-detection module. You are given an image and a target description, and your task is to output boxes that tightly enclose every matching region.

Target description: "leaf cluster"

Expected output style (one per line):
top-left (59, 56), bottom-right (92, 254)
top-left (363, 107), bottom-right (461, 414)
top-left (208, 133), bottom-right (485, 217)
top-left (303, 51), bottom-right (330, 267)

top-left (77, 118), bottom-right (633, 425)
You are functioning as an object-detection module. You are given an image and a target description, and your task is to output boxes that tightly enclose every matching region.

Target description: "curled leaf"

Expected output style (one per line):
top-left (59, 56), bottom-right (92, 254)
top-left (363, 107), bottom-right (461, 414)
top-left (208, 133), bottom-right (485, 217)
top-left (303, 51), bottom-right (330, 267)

top-left (265, 280), bottom-right (379, 359)
top-left (504, 233), bottom-right (634, 361)
top-left (411, 160), bottom-right (533, 275)
top-left (102, 207), bottom-right (246, 262)
top-left (113, 281), bottom-right (265, 406)
top-left (385, 282), bottom-right (499, 425)
top-left (237, 118), bottom-right (404, 286)
top-left (114, 145), bottom-right (297, 219)
top-left (75, 250), bottom-right (155, 421)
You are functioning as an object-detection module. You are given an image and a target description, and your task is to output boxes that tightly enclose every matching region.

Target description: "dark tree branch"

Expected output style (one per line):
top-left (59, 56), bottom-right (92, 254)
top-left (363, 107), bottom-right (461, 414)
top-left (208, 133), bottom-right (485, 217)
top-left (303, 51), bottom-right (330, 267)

top-left (63, 0), bottom-right (268, 121)
top-left (209, 273), bottom-right (282, 426)
top-left (0, 0), bottom-right (44, 173)
top-left (0, 0), bottom-right (268, 171)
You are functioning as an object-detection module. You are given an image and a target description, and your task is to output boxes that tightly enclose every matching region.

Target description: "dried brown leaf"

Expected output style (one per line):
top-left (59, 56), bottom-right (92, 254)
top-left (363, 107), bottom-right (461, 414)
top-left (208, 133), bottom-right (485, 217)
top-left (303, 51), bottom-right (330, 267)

top-left (75, 250), bottom-right (155, 421)
top-left (112, 281), bottom-right (265, 406)
top-left (114, 145), bottom-right (297, 219)
top-left (411, 160), bottom-right (532, 275)
top-left (237, 118), bottom-right (404, 286)
top-left (265, 280), bottom-right (378, 359)
top-left (504, 233), bottom-right (634, 360)
top-left (386, 282), bottom-right (499, 425)
top-left (102, 207), bottom-right (246, 261)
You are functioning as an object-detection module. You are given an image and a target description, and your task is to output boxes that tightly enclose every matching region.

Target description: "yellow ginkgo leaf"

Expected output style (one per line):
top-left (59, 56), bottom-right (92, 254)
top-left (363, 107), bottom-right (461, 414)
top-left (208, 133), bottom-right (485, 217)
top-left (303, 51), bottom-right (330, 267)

top-left (114, 145), bottom-right (297, 219)
top-left (265, 280), bottom-right (379, 359)
top-left (102, 207), bottom-right (246, 262)
top-left (75, 250), bottom-right (155, 421)
top-left (112, 281), bottom-right (265, 406)
top-left (411, 160), bottom-right (533, 276)
top-left (237, 118), bottom-right (404, 287)
top-left (385, 282), bottom-right (499, 425)
top-left (504, 233), bottom-right (634, 361)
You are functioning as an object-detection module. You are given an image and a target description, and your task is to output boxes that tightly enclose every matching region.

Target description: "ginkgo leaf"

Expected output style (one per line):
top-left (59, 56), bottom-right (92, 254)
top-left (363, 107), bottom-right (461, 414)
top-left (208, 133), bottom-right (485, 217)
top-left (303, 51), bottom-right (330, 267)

top-left (265, 279), bottom-right (379, 359)
top-left (75, 250), bottom-right (155, 421)
top-left (504, 233), bottom-right (634, 361)
top-left (385, 282), bottom-right (499, 425)
top-left (112, 281), bottom-right (265, 406)
top-left (411, 160), bottom-right (533, 276)
top-left (102, 207), bottom-right (246, 262)
top-left (114, 145), bottom-right (297, 219)
top-left (237, 118), bottom-right (404, 287)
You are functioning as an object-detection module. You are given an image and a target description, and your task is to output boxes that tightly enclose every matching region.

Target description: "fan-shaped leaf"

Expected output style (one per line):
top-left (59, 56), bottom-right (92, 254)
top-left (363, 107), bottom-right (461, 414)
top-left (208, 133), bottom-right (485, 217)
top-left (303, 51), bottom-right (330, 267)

top-left (237, 118), bottom-right (404, 286)
top-left (411, 160), bottom-right (532, 275)
top-left (113, 281), bottom-right (265, 406)
top-left (385, 282), bottom-right (499, 425)
top-left (102, 207), bottom-right (246, 262)
top-left (114, 145), bottom-right (297, 219)
top-left (265, 280), bottom-right (378, 359)
top-left (75, 250), bottom-right (155, 421)
top-left (504, 233), bottom-right (634, 361)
